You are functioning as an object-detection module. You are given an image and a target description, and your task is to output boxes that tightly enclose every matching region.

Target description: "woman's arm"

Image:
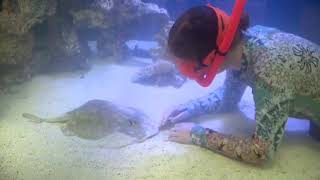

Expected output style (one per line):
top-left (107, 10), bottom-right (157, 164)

top-left (185, 70), bottom-right (247, 116)
top-left (190, 85), bottom-right (291, 165)
top-left (167, 84), bottom-right (291, 165)
top-left (191, 126), bottom-right (271, 165)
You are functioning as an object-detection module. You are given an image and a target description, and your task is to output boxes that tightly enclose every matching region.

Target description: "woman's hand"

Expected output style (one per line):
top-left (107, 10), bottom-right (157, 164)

top-left (160, 104), bottom-right (193, 129)
top-left (168, 123), bottom-right (196, 144)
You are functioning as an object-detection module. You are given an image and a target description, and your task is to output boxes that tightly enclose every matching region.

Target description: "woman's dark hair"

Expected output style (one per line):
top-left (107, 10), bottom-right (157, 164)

top-left (168, 5), bottom-right (249, 62)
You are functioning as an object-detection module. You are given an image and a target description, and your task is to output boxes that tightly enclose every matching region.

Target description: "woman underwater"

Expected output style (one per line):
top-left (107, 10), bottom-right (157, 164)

top-left (160, 1), bottom-right (320, 165)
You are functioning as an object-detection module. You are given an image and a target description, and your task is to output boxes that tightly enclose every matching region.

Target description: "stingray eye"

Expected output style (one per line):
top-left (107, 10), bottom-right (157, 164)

top-left (128, 119), bottom-right (137, 127)
top-left (128, 120), bottom-right (134, 126)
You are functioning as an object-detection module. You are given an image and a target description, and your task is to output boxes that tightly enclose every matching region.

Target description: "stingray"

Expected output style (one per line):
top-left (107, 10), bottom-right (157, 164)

top-left (131, 60), bottom-right (186, 88)
top-left (22, 100), bottom-right (159, 149)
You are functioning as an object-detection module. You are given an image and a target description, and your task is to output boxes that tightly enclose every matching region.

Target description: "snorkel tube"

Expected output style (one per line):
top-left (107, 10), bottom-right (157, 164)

top-left (176, 0), bottom-right (247, 87)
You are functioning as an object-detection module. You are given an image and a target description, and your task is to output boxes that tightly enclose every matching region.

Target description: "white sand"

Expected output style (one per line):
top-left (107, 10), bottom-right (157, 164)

top-left (0, 58), bottom-right (319, 180)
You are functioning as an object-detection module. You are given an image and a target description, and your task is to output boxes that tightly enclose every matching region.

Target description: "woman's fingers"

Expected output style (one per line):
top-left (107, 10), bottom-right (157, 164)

top-left (168, 135), bottom-right (179, 142)
top-left (169, 111), bottom-right (190, 123)
top-left (160, 107), bottom-right (186, 127)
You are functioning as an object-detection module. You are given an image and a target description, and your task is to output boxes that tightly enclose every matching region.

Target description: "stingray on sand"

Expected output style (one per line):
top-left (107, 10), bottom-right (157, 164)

top-left (22, 100), bottom-right (159, 149)
top-left (131, 60), bottom-right (186, 88)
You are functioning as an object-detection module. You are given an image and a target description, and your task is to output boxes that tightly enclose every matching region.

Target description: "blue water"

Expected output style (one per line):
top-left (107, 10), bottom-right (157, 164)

top-left (0, 1), bottom-right (319, 180)
top-left (144, 0), bottom-right (320, 44)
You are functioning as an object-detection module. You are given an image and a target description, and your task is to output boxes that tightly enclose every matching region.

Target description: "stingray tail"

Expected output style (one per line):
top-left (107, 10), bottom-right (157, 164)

top-left (138, 131), bottom-right (160, 143)
top-left (104, 131), bottom-right (160, 149)
top-left (22, 113), bottom-right (45, 123)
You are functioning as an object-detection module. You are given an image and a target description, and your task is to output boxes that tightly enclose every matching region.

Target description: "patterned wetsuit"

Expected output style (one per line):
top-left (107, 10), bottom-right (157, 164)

top-left (183, 25), bottom-right (320, 164)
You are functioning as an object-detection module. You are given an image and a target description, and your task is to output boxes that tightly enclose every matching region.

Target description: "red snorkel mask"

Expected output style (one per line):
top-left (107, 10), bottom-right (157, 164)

top-left (175, 0), bottom-right (247, 87)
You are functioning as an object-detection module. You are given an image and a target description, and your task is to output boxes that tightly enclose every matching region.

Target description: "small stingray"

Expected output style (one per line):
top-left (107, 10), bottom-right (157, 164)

top-left (131, 60), bottom-right (186, 88)
top-left (22, 100), bottom-right (159, 149)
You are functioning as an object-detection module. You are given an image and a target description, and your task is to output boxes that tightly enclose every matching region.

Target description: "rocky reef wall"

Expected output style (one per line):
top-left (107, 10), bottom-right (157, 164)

top-left (0, 0), bottom-right (170, 93)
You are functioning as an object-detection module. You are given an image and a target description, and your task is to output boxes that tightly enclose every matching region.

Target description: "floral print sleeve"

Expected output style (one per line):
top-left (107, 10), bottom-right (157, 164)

top-left (252, 82), bottom-right (291, 160)
top-left (190, 83), bottom-right (291, 165)
top-left (191, 127), bottom-right (271, 165)
top-left (183, 69), bottom-right (247, 117)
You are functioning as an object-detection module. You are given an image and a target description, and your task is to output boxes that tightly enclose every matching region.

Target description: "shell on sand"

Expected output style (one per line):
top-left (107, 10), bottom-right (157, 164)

top-left (22, 100), bottom-right (159, 149)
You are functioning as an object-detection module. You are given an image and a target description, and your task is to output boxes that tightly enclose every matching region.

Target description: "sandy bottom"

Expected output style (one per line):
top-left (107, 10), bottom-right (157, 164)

top-left (0, 58), bottom-right (319, 180)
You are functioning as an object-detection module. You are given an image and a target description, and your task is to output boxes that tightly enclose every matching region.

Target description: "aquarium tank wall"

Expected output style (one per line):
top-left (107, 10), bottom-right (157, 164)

top-left (0, 0), bottom-right (319, 180)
